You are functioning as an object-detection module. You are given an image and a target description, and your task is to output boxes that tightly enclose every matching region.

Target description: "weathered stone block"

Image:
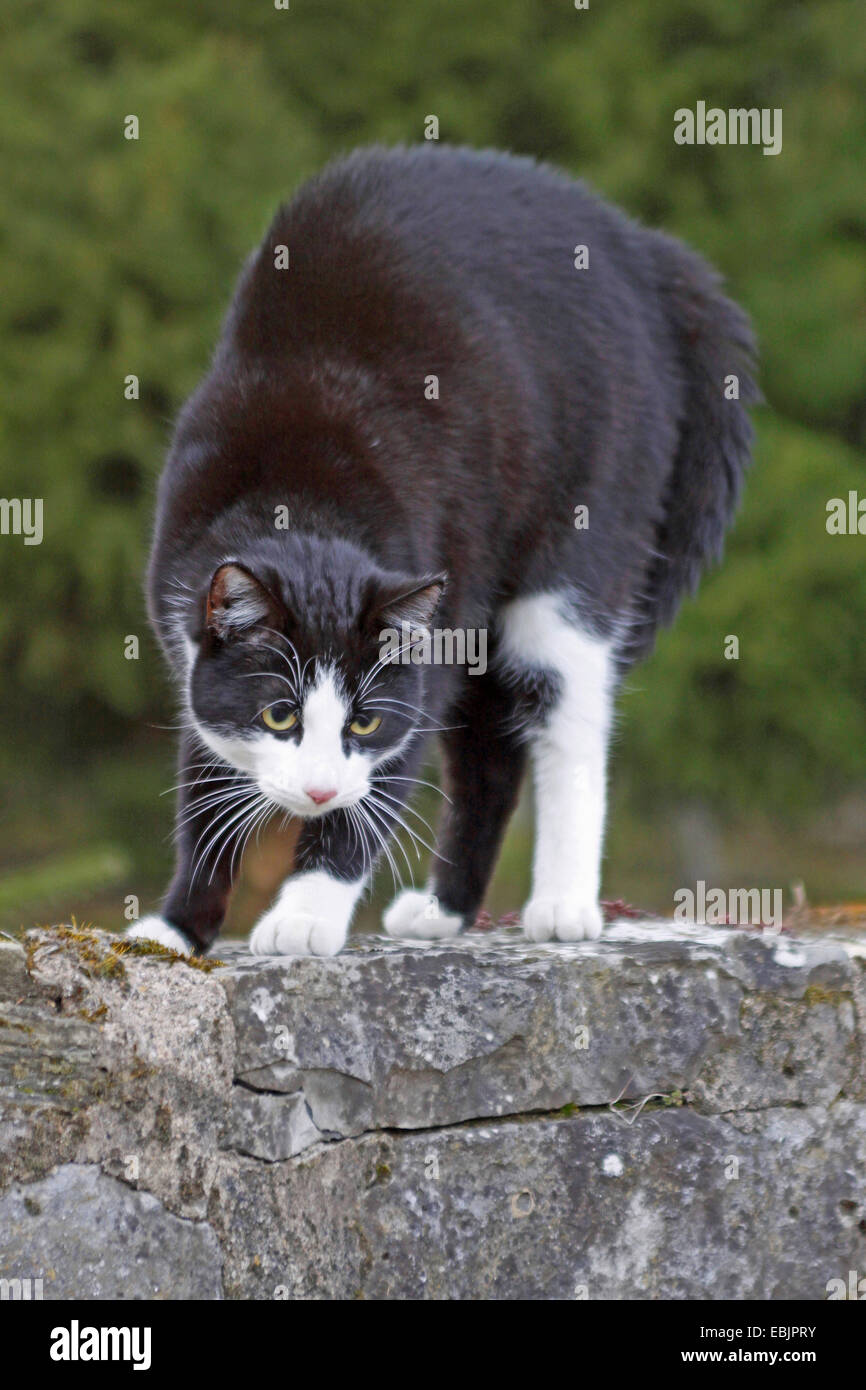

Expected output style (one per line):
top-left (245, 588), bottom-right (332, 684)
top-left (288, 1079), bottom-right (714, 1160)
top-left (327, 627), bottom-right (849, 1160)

top-left (224, 1086), bottom-right (321, 1161)
top-left (213, 1102), bottom-right (866, 1300)
top-left (0, 1164), bottom-right (222, 1299)
top-left (0, 921), bottom-right (863, 1300)
top-left (219, 925), bottom-right (862, 1133)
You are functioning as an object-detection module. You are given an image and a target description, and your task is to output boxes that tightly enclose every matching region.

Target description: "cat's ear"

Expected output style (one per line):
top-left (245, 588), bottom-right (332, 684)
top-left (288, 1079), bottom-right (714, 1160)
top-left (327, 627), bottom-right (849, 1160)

top-left (371, 572), bottom-right (447, 633)
top-left (205, 562), bottom-right (285, 643)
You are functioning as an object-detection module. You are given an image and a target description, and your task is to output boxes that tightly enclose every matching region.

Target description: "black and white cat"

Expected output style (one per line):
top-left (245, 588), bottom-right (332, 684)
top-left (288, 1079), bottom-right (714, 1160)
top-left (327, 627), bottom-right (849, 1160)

top-left (128, 144), bottom-right (756, 957)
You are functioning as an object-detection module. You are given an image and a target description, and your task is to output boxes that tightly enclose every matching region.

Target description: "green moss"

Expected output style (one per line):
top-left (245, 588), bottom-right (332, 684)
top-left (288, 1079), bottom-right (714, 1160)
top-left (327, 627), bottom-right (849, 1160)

top-left (78, 1003), bottom-right (109, 1023)
top-left (27, 923), bottom-right (224, 985)
top-left (25, 924), bottom-right (125, 981)
top-left (118, 936), bottom-right (226, 972)
top-left (803, 985), bottom-right (849, 1008)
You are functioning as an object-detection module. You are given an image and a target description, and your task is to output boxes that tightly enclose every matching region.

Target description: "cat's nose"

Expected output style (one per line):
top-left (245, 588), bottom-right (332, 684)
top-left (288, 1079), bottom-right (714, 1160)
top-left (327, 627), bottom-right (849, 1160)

top-left (304, 785), bottom-right (338, 806)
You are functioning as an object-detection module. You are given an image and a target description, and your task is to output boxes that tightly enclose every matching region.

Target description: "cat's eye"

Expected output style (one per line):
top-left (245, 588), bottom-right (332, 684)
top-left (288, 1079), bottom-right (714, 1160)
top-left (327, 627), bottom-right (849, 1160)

top-left (349, 715), bottom-right (382, 736)
top-left (262, 703), bottom-right (298, 732)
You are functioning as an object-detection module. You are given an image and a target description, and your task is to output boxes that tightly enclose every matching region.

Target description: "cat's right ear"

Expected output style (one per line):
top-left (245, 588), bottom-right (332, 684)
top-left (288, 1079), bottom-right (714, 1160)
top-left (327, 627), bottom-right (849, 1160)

top-left (205, 563), bottom-right (285, 644)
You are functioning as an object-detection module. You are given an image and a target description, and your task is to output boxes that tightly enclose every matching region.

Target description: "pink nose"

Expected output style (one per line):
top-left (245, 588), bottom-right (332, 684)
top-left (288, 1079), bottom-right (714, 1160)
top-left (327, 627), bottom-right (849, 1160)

top-left (304, 786), bottom-right (337, 806)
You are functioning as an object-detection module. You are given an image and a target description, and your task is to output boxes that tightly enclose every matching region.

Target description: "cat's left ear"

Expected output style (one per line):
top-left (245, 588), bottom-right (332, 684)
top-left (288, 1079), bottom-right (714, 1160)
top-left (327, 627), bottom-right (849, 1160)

top-left (205, 562), bottom-right (286, 643)
top-left (370, 572), bottom-right (447, 633)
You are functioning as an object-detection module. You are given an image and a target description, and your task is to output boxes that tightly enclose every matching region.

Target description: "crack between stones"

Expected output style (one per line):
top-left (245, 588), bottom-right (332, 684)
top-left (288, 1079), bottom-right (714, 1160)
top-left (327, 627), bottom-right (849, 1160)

top-left (226, 1076), bottom-right (861, 1156)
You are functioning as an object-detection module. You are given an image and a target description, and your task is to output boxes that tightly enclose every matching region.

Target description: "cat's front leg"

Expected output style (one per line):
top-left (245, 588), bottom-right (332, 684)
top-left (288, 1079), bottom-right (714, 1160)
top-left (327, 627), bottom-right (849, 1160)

top-left (126, 735), bottom-right (253, 954)
top-left (127, 876), bottom-right (232, 956)
top-left (248, 870), bottom-right (366, 956)
top-left (126, 916), bottom-right (196, 954)
top-left (248, 811), bottom-right (368, 957)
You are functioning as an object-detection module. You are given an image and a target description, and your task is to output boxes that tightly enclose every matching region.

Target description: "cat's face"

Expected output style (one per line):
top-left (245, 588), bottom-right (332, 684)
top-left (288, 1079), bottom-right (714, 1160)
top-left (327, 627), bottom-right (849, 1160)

top-left (186, 561), bottom-right (444, 818)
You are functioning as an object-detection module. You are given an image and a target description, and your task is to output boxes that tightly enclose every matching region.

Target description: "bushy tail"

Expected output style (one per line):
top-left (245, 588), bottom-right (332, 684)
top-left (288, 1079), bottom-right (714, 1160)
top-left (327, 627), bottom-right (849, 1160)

top-left (630, 235), bottom-right (759, 659)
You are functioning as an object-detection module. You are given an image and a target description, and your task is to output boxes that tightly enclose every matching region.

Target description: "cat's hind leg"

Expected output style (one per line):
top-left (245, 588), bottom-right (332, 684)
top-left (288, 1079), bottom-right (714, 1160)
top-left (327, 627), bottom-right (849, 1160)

top-left (498, 593), bottom-right (614, 943)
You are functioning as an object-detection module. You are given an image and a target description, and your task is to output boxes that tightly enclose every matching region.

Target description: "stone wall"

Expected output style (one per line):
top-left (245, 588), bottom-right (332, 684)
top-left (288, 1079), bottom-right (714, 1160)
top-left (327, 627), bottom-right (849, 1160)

top-left (1, 920), bottom-right (865, 1299)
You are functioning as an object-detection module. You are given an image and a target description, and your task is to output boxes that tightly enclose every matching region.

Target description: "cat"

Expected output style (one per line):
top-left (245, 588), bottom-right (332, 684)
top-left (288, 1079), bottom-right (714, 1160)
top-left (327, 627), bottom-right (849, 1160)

top-left (127, 144), bottom-right (757, 958)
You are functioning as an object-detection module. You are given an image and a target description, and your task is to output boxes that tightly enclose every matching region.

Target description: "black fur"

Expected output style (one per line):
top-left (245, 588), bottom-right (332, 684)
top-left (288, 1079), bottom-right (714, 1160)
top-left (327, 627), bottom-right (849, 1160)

top-left (148, 144), bottom-right (757, 949)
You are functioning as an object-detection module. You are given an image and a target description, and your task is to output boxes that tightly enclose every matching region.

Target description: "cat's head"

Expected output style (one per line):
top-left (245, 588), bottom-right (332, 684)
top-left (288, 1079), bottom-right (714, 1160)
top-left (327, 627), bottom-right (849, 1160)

top-left (184, 556), bottom-right (446, 817)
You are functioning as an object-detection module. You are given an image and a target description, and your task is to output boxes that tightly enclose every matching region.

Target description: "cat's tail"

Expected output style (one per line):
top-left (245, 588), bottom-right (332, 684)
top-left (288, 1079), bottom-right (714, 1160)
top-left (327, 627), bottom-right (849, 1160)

top-left (628, 235), bottom-right (759, 660)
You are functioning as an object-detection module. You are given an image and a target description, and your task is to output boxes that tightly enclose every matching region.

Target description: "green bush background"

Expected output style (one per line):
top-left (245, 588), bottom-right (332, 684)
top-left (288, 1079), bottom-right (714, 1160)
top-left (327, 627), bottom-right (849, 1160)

top-left (1, 0), bottom-right (864, 933)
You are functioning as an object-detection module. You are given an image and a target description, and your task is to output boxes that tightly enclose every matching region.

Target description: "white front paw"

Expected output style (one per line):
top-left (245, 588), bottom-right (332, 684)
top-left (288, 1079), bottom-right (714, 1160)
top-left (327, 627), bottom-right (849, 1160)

top-left (249, 871), bottom-right (361, 957)
top-left (522, 896), bottom-right (604, 943)
top-left (125, 916), bottom-right (193, 955)
top-left (383, 889), bottom-right (463, 940)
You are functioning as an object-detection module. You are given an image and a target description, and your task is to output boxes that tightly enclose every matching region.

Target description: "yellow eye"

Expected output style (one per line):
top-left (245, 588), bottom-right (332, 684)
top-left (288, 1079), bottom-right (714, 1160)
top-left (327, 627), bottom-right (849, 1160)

top-left (349, 715), bottom-right (382, 736)
top-left (262, 704), bottom-right (298, 732)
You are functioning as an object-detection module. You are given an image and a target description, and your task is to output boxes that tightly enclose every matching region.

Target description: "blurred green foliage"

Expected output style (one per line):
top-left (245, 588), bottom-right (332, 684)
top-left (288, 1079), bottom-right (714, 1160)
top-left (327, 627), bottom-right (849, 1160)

top-left (1, 0), bottom-right (864, 921)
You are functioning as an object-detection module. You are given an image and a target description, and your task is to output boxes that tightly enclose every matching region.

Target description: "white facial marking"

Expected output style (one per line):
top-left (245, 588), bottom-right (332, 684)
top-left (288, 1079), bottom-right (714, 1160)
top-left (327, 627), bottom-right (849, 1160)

top-left (193, 666), bottom-right (375, 818)
top-left (498, 593), bottom-right (613, 943)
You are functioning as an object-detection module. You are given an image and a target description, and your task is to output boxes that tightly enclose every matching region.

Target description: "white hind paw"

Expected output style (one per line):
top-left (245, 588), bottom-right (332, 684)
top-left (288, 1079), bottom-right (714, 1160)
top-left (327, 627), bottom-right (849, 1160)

top-left (522, 896), bottom-right (604, 943)
top-left (383, 890), bottom-right (463, 940)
